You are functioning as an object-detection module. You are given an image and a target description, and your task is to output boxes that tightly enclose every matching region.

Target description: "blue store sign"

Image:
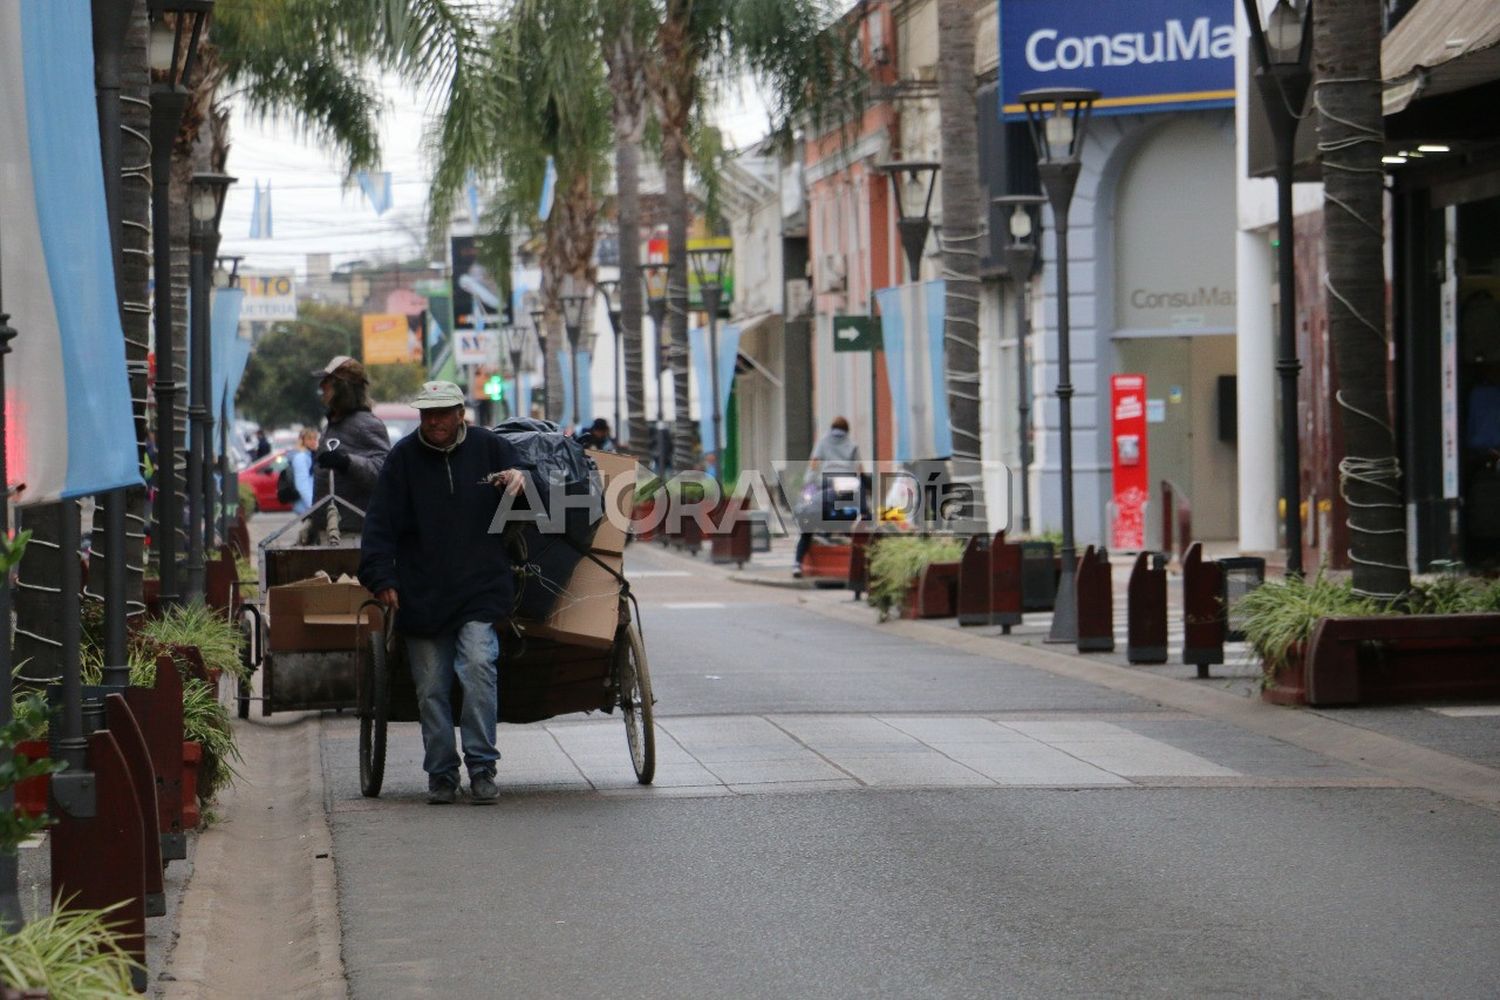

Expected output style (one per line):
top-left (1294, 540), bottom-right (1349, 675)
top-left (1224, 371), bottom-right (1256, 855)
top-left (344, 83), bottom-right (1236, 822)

top-left (999, 0), bottom-right (1235, 119)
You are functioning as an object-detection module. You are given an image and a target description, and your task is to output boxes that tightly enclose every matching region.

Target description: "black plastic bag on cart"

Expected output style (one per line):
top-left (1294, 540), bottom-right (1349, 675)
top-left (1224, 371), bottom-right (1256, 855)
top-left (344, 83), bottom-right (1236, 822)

top-left (493, 418), bottom-right (603, 619)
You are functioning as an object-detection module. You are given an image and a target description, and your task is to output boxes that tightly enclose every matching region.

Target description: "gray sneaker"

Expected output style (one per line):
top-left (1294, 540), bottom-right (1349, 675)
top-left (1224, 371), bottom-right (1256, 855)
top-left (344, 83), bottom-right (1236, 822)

top-left (427, 784), bottom-right (458, 805)
top-left (469, 774), bottom-right (499, 804)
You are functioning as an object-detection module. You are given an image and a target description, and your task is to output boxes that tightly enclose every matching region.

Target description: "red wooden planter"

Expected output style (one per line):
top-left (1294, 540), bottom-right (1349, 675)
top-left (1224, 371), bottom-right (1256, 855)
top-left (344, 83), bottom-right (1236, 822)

top-left (1260, 643), bottom-right (1308, 706)
top-left (182, 741), bottom-right (203, 830)
top-left (801, 541), bottom-right (852, 581)
top-left (634, 498), bottom-right (659, 542)
top-left (13, 739), bottom-right (50, 819)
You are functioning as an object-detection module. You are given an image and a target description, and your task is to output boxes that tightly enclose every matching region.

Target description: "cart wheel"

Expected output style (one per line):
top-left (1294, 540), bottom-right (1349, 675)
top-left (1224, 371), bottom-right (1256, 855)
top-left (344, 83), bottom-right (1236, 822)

top-left (358, 631), bottom-right (390, 798)
top-left (616, 622), bottom-right (656, 784)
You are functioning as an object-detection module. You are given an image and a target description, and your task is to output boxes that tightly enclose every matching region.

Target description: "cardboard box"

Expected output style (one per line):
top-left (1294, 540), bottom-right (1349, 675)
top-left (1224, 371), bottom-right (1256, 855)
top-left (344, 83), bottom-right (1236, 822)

top-left (587, 449), bottom-right (639, 556)
top-left (267, 575), bottom-right (377, 651)
top-left (524, 552), bottom-right (623, 649)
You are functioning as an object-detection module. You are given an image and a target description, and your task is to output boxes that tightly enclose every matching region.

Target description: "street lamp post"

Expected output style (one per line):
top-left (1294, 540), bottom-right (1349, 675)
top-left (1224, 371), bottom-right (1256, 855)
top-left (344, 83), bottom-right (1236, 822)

top-left (995, 195), bottom-right (1047, 537)
top-left (877, 162), bottom-right (941, 281)
top-left (501, 325), bottom-right (526, 418)
top-left (184, 172), bottom-right (233, 602)
top-left (1019, 86), bottom-right (1099, 645)
top-left (1242, 0), bottom-right (1312, 578)
top-left (687, 246), bottom-right (732, 486)
top-left (148, 0), bottom-right (211, 606)
top-left (642, 263), bottom-right (670, 473)
top-left (530, 308), bottom-right (549, 421)
top-left (560, 284), bottom-right (593, 430)
top-left (876, 162), bottom-right (941, 476)
top-left (597, 279), bottom-right (624, 445)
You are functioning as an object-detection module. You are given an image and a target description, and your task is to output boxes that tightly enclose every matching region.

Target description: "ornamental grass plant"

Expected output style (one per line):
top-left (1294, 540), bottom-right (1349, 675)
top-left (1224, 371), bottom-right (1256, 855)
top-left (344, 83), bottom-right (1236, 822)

top-left (0, 902), bottom-right (141, 997)
top-left (1234, 573), bottom-right (1390, 676)
top-left (867, 535), bottom-right (966, 621)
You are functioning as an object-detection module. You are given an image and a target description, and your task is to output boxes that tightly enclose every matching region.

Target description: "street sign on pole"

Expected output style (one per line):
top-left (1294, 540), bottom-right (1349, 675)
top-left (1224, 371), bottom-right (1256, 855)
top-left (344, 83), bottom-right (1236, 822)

top-left (833, 315), bottom-right (880, 353)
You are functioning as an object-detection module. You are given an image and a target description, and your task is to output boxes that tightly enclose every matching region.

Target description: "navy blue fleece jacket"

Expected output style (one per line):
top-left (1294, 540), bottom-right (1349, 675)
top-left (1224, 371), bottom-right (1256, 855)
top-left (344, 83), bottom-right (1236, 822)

top-left (358, 425), bottom-right (523, 637)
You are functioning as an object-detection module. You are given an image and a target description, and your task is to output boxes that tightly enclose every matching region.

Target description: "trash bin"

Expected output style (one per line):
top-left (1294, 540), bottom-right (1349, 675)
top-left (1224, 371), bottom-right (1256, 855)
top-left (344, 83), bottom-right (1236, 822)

top-left (1217, 556), bottom-right (1266, 642)
top-left (1020, 541), bottom-right (1057, 612)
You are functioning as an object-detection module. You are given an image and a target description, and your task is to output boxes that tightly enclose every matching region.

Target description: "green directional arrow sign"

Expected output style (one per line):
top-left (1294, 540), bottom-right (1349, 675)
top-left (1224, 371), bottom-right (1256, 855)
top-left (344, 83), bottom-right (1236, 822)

top-left (832, 315), bottom-right (880, 353)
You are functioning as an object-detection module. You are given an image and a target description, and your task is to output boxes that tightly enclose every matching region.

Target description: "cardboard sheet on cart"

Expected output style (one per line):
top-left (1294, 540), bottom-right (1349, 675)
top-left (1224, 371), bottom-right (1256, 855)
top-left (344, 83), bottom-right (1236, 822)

top-left (586, 449), bottom-right (638, 556)
top-left (522, 552), bottom-right (623, 650)
top-left (268, 572), bottom-right (378, 651)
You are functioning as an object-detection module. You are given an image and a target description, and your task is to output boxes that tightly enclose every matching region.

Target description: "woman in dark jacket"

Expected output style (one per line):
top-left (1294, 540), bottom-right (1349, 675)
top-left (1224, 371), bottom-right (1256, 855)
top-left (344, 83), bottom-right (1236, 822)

top-left (305, 355), bottom-right (391, 541)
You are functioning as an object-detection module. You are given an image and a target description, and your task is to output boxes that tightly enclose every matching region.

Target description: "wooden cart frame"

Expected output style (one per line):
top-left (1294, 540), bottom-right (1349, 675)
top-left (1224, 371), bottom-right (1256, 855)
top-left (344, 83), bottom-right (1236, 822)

top-left (355, 592), bottom-right (656, 791)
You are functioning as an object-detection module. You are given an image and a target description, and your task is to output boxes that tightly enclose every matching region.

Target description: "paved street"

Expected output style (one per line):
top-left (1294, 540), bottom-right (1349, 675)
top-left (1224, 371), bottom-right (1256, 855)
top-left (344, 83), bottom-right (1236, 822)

top-left (316, 542), bottom-right (1500, 999)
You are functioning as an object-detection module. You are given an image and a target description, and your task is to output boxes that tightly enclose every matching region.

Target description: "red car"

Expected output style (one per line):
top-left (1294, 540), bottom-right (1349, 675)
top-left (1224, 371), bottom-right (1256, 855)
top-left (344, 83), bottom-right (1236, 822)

top-left (241, 448), bottom-right (292, 513)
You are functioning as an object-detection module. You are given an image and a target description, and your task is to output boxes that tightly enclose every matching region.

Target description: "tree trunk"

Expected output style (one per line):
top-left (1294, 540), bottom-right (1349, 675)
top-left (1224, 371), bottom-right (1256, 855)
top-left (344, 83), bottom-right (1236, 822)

top-left (1315, 0), bottom-right (1409, 599)
top-left (605, 25), bottom-right (650, 451)
top-left (89, 4), bottom-right (151, 625)
top-left (663, 134), bottom-right (697, 471)
top-left (936, 0), bottom-right (985, 526)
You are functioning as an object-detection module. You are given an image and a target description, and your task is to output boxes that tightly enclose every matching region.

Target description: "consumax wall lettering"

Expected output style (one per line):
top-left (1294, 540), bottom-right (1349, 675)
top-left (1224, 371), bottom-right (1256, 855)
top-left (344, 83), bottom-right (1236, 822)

top-left (999, 0), bottom-right (1235, 118)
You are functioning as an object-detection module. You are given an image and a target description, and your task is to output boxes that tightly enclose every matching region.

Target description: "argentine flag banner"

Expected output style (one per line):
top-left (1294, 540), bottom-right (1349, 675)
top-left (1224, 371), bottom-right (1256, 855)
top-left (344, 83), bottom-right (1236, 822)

top-left (0, 0), bottom-right (142, 506)
top-left (876, 279), bottom-right (953, 462)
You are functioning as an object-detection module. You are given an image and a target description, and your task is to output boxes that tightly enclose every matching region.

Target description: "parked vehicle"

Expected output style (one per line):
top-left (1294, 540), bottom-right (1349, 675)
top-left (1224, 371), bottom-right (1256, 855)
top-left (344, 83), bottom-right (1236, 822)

top-left (373, 402), bottom-right (420, 445)
top-left (240, 448), bottom-right (292, 513)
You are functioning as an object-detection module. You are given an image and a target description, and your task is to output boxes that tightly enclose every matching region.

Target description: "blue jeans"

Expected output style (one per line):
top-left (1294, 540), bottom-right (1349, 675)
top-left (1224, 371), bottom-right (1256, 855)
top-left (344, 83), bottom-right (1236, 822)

top-left (405, 621), bottom-right (500, 790)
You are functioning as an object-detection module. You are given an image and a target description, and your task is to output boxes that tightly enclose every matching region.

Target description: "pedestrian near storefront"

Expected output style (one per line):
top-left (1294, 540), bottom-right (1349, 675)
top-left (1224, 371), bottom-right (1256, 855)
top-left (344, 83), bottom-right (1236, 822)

top-left (793, 417), bottom-right (863, 576)
top-left (305, 355), bottom-right (390, 543)
top-left (290, 427), bottom-right (319, 515)
top-left (359, 380), bottom-right (528, 804)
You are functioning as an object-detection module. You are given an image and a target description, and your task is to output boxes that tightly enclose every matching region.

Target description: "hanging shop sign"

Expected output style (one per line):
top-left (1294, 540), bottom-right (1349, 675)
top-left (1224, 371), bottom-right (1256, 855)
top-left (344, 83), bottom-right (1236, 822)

top-left (999, 0), bottom-right (1235, 119)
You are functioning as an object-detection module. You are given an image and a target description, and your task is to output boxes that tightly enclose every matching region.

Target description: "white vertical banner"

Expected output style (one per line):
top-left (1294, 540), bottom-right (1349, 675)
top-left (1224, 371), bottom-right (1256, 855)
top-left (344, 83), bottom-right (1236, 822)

top-left (1441, 205), bottom-right (1459, 500)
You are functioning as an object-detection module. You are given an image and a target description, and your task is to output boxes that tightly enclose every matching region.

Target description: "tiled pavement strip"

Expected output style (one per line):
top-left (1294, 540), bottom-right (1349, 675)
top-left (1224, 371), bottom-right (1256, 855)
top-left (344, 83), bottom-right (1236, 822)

top-left (324, 708), bottom-right (1398, 811)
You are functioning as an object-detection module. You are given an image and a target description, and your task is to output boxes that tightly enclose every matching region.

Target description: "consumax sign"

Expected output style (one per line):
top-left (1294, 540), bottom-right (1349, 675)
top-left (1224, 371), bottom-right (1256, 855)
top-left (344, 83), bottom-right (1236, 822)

top-left (998, 0), bottom-right (1235, 119)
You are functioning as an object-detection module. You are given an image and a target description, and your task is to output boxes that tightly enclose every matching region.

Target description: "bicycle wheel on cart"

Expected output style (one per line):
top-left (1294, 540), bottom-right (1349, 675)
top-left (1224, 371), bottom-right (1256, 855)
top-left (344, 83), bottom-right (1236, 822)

top-left (358, 629), bottom-right (390, 798)
top-left (615, 621), bottom-right (655, 784)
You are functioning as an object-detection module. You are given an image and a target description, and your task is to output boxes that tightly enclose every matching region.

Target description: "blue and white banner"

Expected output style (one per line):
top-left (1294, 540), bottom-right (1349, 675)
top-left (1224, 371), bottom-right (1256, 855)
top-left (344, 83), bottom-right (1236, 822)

top-left (211, 288), bottom-right (248, 427)
top-left (689, 323), bottom-right (744, 459)
top-left (537, 156), bottom-right (557, 222)
top-left (999, 0), bottom-right (1235, 119)
top-left (0, 0), bottom-right (143, 506)
top-left (355, 171), bottom-right (393, 216)
top-left (557, 349), bottom-right (593, 428)
top-left (876, 280), bottom-right (952, 462)
top-left (249, 180), bottom-right (273, 238)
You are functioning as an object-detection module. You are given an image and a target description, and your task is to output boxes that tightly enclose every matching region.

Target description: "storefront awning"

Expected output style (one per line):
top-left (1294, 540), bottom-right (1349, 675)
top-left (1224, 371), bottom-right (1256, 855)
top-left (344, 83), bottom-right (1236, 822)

top-left (1383, 0), bottom-right (1500, 115)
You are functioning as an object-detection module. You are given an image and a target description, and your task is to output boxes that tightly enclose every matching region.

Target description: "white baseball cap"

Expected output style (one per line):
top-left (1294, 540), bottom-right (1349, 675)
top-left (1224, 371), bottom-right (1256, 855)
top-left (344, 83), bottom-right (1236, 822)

top-left (411, 380), bottom-right (466, 409)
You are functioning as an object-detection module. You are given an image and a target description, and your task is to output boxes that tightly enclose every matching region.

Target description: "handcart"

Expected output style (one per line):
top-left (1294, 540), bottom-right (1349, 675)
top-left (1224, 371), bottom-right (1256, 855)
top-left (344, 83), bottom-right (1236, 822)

top-left (234, 494), bottom-right (376, 719)
top-left (353, 571), bottom-right (657, 792)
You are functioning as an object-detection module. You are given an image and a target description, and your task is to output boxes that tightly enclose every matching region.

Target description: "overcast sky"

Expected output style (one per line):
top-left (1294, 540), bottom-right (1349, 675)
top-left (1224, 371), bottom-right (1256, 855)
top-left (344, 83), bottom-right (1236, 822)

top-left (219, 74), bottom-right (774, 279)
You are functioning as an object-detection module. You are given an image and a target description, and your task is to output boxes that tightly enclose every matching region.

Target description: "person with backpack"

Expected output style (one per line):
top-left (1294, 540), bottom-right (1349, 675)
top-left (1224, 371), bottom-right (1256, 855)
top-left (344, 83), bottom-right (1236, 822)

top-left (279, 427), bottom-right (319, 514)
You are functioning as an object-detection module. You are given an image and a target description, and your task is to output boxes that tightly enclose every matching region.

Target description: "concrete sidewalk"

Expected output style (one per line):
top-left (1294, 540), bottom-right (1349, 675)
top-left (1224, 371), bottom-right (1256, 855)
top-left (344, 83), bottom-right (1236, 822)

top-left (646, 538), bottom-right (1500, 812)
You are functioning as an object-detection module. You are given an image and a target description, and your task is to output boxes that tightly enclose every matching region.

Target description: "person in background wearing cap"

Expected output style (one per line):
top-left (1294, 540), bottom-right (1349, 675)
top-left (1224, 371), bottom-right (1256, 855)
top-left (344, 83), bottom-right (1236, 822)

top-left (359, 380), bottom-right (528, 805)
top-left (578, 417), bottom-right (615, 452)
top-left (307, 355), bottom-right (391, 541)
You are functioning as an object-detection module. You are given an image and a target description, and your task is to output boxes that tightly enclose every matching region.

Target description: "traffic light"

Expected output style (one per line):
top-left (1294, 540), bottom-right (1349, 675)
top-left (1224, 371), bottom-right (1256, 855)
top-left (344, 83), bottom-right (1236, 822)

top-left (483, 374), bottom-right (504, 401)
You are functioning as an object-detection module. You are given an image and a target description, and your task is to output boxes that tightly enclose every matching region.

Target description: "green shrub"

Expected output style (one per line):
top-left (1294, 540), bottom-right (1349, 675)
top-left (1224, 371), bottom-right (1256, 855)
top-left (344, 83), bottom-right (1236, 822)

top-left (1, 695), bottom-right (61, 856)
top-left (866, 535), bottom-right (965, 621)
top-left (1235, 574), bottom-right (1390, 677)
top-left (135, 604), bottom-right (249, 683)
top-left (0, 902), bottom-right (142, 995)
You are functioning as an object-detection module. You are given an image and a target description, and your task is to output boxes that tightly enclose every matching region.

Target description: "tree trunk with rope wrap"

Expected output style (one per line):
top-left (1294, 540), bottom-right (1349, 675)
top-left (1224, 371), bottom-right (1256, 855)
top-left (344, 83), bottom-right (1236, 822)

top-left (937, 0), bottom-right (986, 527)
top-left (605, 17), bottom-right (651, 450)
top-left (1314, 0), bottom-right (1409, 599)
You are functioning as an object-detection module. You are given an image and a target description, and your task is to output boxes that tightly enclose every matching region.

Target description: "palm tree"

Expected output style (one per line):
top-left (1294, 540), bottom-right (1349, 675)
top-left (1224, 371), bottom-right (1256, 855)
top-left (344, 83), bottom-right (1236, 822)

top-left (602, 0), bottom-right (654, 448)
top-left (935, 0), bottom-right (985, 526)
top-left (1313, 0), bottom-right (1409, 599)
top-left (428, 0), bottom-right (612, 422)
top-left (648, 0), bottom-right (854, 472)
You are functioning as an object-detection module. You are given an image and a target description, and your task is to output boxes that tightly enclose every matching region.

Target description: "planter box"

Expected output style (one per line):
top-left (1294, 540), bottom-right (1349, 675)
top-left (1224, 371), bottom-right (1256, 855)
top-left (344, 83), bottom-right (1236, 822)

top-left (1297, 613), bottom-right (1500, 706)
top-left (13, 739), bottom-right (50, 819)
top-left (901, 561), bottom-right (959, 619)
top-left (182, 740), bottom-right (203, 830)
top-left (802, 541), bottom-right (852, 582)
top-left (1260, 643), bottom-right (1308, 706)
